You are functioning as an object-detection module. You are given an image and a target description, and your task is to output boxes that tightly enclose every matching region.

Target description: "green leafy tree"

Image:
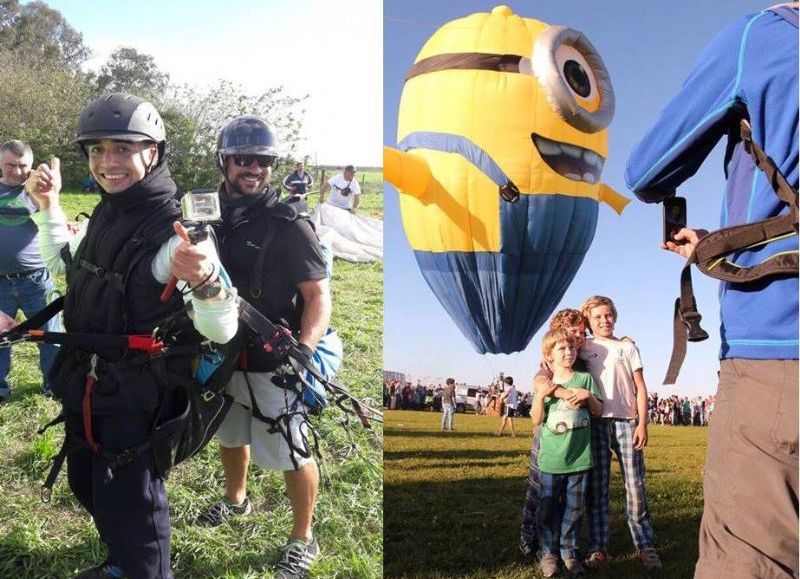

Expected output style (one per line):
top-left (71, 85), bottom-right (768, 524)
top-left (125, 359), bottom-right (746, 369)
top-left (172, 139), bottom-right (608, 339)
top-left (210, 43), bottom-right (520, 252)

top-left (0, 0), bottom-right (90, 71)
top-left (96, 47), bottom-right (170, 99)
top-left (0, 51), bottom-right (95, 188)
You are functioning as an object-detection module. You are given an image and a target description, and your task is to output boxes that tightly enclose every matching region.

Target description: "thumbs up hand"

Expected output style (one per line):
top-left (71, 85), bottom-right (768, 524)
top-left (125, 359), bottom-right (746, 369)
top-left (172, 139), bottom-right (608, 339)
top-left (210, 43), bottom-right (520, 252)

top-left (26, 157), bottom-right (62, 211)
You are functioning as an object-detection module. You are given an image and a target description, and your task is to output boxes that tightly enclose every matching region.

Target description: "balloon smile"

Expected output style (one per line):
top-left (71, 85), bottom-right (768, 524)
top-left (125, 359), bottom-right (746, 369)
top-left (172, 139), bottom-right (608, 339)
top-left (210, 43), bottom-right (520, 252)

top-left (532, 133), bottom-right (605, 185)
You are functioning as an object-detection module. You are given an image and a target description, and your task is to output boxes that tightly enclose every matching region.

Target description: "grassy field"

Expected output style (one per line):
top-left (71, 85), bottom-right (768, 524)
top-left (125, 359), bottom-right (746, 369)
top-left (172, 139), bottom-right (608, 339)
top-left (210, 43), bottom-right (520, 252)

top-left (384, 410), bottom-right (706, 578)
top-left (0, 174), bottom-right (383, 578)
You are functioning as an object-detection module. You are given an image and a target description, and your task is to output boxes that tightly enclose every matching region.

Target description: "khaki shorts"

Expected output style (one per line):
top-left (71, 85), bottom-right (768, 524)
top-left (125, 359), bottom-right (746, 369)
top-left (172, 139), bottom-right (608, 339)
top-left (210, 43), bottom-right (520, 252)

top-left (215, 371), bottom-right (314, 471)
top-left (696, 359), bottom-right (798, 579)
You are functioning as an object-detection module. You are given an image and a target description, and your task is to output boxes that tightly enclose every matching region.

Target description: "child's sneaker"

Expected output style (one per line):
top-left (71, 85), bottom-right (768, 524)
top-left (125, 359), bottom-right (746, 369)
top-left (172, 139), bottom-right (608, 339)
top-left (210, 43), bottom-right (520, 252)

top-left (539, 553), bottom-right (560, 578)
top-left (583, 550), bottom-right (608, 570)
top-left (638, 547), bottom-right (663, 570)
top-left (563, 557), bottom-right (586, 576)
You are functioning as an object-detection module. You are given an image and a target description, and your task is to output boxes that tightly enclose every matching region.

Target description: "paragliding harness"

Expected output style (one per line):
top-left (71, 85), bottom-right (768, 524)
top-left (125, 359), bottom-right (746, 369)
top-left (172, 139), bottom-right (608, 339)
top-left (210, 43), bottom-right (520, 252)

top-left (663, 119), bottom-right (799, 384)
top-left (234, 214), bottom-right (381, 469)
top-left (1, 284), bottom-right (240, 501)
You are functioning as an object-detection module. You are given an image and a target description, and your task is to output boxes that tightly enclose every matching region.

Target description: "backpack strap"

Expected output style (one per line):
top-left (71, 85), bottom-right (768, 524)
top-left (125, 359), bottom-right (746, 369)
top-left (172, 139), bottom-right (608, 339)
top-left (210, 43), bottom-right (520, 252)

top-left (663, 120), bottom-right (798, 384)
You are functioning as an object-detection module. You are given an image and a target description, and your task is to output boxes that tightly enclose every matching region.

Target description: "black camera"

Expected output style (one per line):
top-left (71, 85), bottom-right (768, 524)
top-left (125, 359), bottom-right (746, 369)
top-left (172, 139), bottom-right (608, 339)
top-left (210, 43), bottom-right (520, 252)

top-left (341, 185), bottom-right (352, 197)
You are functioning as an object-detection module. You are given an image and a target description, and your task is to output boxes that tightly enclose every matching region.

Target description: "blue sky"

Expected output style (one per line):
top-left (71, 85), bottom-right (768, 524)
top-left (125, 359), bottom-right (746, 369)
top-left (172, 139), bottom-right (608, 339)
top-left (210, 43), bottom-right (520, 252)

top-left (45, 0), bottom-right (382, 167)
top-left (383, 1), bottom-right (768, 396)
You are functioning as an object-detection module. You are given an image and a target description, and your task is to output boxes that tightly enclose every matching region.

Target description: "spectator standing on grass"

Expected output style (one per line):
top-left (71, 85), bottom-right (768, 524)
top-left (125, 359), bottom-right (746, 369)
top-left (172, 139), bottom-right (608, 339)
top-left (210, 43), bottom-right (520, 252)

top-left (494, 376), bottom-right (518, 437)
top-left (532, 328), bottom-right (603, 577)
top-left (0, 139), bottom-right (60, 402)
top-left (320, 165), bottom-right (360, 214)
top-left (282, 161), bottom-right (313, 199)
top-left (579, 295), bottom-right (662, 571)
top-left (441, 377), bottom-right (456, 432)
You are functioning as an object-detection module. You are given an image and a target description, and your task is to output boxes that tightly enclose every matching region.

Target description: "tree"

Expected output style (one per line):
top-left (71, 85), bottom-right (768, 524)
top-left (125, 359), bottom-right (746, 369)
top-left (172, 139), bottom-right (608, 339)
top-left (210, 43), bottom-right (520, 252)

top-left (96, 47), bottom-right (170, 99)
top-left (0, 0), bottom-right (90, 72)
top-left (0, 51), bottom-right (95, 189)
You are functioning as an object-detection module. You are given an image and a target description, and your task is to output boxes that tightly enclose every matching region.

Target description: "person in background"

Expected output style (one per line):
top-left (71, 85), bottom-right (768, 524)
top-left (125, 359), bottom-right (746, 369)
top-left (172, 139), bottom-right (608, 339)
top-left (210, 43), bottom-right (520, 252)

top-left (320, 164), bottom-right (360, 213)
top-left (0, 139), bottom-right (60, 401)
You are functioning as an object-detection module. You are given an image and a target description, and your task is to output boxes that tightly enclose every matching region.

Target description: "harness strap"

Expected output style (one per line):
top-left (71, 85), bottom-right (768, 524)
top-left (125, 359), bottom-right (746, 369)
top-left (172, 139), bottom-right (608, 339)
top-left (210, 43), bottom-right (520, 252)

top-left (82, 354), bottom-right (102, 455)
top-left (250, 219), bottom-right (279, 300)
top-left (78, 258), bottom-right (126, 292)
top-left (664, 120), bottom-right (798, 384)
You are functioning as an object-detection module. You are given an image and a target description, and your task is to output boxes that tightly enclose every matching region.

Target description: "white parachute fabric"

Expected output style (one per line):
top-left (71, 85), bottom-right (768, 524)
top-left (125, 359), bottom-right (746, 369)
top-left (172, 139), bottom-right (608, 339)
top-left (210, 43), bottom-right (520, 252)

top-left (311, 203), bottom-right (383, 262)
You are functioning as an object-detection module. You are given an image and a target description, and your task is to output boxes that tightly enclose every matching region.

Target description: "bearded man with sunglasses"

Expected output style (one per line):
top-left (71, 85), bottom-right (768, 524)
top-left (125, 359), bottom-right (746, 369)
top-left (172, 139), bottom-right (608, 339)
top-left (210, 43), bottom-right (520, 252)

top-left (195, 116), bottom-right (339, 579)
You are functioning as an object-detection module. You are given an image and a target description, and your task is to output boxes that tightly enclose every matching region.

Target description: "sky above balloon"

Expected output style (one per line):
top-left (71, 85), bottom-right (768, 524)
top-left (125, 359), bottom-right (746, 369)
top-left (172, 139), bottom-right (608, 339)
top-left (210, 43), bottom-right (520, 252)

top-left (46, 0), bottom-right (382, 168)
top-left (384, 0), bottom-right (769, 396)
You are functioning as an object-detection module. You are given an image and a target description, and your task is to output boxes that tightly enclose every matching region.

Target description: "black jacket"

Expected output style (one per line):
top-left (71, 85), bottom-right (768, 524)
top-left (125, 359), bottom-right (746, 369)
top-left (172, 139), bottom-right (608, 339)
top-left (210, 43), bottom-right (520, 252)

top-left (51, 164), bottom-right (195, 415)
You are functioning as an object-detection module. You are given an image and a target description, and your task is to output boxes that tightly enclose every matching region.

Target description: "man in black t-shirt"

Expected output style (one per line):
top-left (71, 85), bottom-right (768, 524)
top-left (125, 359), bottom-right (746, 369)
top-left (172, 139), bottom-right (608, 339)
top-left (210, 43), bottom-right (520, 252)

top-left (194, 116), bottom-right (338, 579)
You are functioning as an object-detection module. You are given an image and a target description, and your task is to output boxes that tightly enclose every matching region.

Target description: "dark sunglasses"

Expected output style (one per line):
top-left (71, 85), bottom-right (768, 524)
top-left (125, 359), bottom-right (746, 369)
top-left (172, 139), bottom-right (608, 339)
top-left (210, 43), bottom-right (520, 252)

top-left (232, 154), bottom-right (276, 168)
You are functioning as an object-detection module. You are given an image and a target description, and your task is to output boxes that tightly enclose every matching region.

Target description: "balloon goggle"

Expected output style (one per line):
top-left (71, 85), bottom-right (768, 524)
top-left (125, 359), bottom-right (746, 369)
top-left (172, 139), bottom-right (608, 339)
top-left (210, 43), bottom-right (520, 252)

top-left (232, 154), bottom-right (278, 169)
top-left (404, 24), bottom-right (614, 134)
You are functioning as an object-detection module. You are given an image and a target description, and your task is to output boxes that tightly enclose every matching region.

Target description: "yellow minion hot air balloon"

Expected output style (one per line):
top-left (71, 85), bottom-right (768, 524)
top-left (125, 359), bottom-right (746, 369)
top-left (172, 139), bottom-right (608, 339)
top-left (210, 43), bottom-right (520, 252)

top-left (385, 5), bottom-right (628, 354)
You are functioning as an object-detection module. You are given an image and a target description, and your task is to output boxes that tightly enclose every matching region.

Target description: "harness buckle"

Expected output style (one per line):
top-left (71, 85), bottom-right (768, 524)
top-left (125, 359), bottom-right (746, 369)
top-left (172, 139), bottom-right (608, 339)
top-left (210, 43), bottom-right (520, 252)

top-left (0, 332), bottom-right (29, 348)
top-left (679, 310), bottom-right (709, 342)
top-left (201, 389), bottom-right (216, 402)
top-left (87, 354), bottom-right (99, 381)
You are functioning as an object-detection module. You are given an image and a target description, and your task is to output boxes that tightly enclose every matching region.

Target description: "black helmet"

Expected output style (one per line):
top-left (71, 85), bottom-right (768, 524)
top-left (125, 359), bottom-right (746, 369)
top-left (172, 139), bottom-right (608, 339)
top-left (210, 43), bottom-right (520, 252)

top-left (216, 116), bottom-right (279, 172)
top-left (75, 93), bottom-right (166, 148)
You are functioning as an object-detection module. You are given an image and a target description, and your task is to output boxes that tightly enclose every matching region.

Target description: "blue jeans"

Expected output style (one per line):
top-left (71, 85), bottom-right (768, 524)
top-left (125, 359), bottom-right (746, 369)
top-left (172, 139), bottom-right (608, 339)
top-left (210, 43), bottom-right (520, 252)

top-left (0, 268), bottom-right (60, 396)
top-left (442, 403), bottom-right (455, 430)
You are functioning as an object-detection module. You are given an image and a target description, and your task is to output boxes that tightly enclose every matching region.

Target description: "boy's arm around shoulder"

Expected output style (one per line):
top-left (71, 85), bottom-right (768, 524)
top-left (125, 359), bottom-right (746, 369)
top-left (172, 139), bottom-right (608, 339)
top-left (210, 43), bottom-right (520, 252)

top-left (583, 373), bottom-right (603, 417)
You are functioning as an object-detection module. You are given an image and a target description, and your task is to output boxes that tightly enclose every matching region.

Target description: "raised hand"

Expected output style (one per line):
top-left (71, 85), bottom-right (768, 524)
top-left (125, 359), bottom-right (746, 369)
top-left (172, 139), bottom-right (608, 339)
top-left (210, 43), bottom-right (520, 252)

top-left (169, 221), bottom-right (218, 287)
top-left (26, 157), bottom-right (62, 211)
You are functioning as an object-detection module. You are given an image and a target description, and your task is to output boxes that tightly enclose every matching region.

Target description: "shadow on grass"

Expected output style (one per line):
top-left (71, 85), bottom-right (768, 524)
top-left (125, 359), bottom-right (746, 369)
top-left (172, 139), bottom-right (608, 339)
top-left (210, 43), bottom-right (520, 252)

top-left (385, 449), bottom-right (526, 461)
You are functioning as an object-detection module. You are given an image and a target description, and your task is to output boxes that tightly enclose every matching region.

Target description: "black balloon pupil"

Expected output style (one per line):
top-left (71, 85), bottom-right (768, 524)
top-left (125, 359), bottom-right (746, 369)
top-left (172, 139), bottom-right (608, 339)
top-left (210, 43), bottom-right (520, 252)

top-left (564, 60), bottom-right (591, 97)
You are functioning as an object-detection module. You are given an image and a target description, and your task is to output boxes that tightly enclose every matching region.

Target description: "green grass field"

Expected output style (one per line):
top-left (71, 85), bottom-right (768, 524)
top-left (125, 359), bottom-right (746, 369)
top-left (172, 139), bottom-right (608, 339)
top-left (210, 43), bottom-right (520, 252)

top-left (384, 410), bottom-right (706, 578)
top-left (0, 176), bottom-right (383, 578)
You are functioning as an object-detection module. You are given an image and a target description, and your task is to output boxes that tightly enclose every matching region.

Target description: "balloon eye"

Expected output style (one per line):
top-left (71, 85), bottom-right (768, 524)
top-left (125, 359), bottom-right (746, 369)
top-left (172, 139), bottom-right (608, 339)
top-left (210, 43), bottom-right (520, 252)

top-left (563, 60), bottom-right (590, 98)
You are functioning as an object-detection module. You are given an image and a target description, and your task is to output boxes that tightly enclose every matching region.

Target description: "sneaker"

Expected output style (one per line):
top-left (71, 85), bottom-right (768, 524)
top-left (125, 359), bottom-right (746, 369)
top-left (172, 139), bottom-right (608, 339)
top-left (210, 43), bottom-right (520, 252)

top-left (583, 550), bottom-right (608, 570)
top-left (74, 561), bottom-right (125, 578)
top-left (563, 557), bottom-right (585, 576)
top-left (639, 547), bottom-right (663, 570)
top-left (274, 537), bottom-right (320, 578)
top-left (539, 553), bottom-right (560, 578)
top-left (192, 496), bottom-right (252, 527)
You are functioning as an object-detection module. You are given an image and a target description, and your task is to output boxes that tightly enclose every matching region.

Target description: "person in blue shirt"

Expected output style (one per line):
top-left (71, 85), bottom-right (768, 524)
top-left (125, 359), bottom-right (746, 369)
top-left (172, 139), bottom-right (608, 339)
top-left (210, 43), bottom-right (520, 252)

top-left (0, 139), bottom-right (60, 401)
top-left (626, 5), bottom-right (798, 577)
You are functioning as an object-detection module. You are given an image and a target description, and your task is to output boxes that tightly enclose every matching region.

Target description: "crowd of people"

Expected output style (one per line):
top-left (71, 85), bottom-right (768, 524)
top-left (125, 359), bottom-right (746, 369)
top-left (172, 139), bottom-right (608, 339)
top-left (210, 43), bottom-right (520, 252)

top-left (649, 393), bottom-right (715, 427)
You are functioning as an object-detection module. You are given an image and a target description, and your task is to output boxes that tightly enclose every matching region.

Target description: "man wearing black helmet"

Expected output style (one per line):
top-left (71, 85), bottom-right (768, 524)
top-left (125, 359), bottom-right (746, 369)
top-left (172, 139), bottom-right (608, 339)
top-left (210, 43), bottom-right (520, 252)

top-left (25, 93), bottom-right (239, 579)
top-left (194, 115), bottom-right (337, 579)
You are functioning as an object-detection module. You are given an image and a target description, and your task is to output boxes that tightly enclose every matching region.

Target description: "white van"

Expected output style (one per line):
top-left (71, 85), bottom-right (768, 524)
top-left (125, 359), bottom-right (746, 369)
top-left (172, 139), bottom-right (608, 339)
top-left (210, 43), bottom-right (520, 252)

top-left (455, 385), bottom-right (490, 413)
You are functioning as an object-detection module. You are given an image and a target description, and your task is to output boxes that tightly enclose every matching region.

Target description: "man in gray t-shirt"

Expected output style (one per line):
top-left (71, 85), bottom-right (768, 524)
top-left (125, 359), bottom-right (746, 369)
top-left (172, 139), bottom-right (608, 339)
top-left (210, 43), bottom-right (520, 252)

top-left (0, 140), bottom-right (59, 400)
top-left (494, 375), bottom-right (519, 437)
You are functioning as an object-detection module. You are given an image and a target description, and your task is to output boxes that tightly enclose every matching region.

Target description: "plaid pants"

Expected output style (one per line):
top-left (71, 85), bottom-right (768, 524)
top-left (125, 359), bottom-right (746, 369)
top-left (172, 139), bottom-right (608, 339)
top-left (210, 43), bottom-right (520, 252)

top-left (587, 418), bottom-right (655, 552)
top-left (537, 470), bottom-right (589, 559)
top-left (520, 426), bottom-right (541, 550)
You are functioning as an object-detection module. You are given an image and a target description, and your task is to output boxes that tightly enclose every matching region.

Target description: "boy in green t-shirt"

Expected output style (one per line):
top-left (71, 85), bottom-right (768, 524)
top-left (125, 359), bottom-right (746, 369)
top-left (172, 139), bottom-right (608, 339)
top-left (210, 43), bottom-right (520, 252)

top-left (532, 328), bottom-right (603, 577)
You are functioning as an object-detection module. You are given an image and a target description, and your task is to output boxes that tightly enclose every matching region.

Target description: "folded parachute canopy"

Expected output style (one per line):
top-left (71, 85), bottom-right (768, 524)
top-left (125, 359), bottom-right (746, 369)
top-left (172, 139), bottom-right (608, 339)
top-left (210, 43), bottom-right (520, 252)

top-left (385, 5), bottom-right (629, 355)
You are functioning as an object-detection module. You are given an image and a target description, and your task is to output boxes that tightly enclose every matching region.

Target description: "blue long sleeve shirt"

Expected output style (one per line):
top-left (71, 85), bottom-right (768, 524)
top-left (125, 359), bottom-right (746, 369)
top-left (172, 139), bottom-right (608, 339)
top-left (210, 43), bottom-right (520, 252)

top-left (625, 7), bottom-right (798, 361)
